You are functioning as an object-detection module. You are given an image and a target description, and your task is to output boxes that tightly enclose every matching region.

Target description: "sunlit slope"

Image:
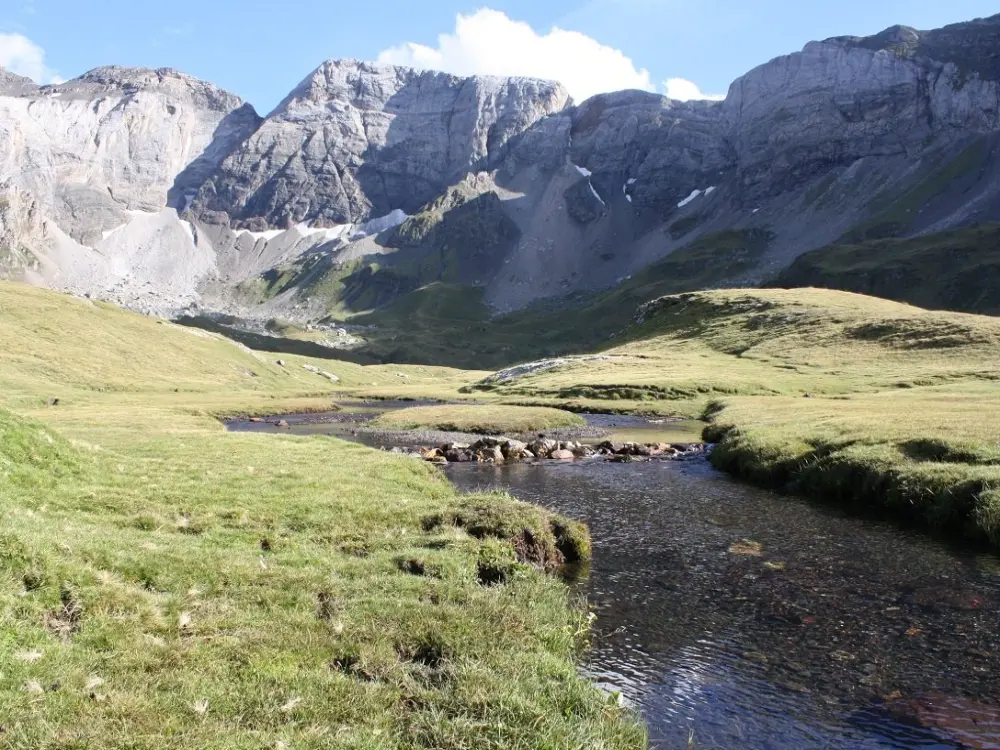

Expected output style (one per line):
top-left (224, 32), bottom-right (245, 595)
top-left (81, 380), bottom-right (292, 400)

top-left (475, 288), bottom-right (1000, 404)
top-left (0, 282), bottom-right (479, 419)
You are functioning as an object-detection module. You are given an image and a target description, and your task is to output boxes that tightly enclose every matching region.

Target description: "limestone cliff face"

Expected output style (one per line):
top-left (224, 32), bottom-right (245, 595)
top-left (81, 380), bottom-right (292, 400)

top-left (191, 59), bottom-right (571, 229)
top-left (0, 65), bottom-right (260, 245)
top-left (723, 25), bottom-right (1000, 197)
top-left (0, 183), bottom-right (44, 275)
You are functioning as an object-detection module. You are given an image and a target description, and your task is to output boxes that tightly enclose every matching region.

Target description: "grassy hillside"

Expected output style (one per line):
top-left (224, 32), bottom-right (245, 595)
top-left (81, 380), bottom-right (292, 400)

top-left (473, 288), bottom-right (1000, 546)
top-left (776, 223), bottom-right (1000, 314)
top-left (474, 288), bottom-right (1000, 403)
top-left (0, 283), bottom-right (642, 749)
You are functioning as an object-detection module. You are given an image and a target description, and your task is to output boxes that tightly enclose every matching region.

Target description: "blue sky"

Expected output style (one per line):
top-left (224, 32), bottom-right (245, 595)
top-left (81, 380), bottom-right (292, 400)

top-left (2, 0), bottom-right (997, 111)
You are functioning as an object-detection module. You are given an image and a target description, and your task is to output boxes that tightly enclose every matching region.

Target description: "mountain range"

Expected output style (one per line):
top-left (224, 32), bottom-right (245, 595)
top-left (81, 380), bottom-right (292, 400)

top-left (1, 13), bottom-right (999, 350)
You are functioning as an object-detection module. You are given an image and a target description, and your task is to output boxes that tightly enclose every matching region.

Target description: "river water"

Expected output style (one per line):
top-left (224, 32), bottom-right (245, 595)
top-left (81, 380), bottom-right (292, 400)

top-left (229, 410), bottom-right (1000, 749)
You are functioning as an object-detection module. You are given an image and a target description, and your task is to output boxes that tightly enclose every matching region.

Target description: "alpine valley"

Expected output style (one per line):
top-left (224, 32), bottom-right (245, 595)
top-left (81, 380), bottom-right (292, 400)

top-left (1, 13), bottom-right (999, 365)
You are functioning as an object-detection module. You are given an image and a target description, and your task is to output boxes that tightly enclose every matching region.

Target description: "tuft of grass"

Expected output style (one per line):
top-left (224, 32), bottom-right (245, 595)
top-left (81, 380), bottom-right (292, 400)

top-left (0, 408), bottom-right (80, 485)
top-left (424, 494), bottom-right (592, 572)
top-left (372, 404), bottom-right (585, 435)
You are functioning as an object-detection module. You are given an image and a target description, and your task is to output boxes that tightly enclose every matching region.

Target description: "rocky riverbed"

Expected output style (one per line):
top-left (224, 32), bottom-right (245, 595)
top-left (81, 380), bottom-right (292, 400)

top-left (394, 436), bottom-right (707, 464)
top-left (229, 406), bottom-right (708, 465)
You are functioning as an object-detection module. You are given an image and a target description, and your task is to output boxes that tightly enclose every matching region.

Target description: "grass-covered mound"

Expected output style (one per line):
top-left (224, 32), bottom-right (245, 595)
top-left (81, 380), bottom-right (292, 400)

top-left (704, 390), bottom-right (1000, 545)
top-left (0, 283), bottom-right (642, 749)
top-left (0, 408), bottom-right (80, 486)
top-left (373, 404), bottom-right (586, 435)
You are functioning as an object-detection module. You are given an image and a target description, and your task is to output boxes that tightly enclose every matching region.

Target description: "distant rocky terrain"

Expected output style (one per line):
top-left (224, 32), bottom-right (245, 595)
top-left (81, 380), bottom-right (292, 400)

top-left (1, 13), bottom-right (999, 333)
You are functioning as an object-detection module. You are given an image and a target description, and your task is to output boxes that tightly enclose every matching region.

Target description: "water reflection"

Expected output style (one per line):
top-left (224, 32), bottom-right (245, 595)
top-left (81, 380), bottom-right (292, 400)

top-left (447, 460), bottom-right (1000, 750)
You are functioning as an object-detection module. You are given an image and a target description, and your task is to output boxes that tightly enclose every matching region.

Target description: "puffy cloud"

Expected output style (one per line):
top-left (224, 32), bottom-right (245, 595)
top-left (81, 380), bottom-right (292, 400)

top-left (663, 77), bottom-right (725, 102)
top-left (0, 33), bottom-right (61, 84)
top-left (377, 8), bottom-right (655, 103)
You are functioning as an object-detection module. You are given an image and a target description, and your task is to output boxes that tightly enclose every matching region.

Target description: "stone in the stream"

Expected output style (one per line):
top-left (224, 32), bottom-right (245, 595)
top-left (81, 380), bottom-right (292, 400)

top-left (472, 437), bottom-right (505, 450)
top-left (597, 441), bottom-right (626, 454)
top-left (422, 449), bottom-right (443, 461)
top-left (484, 446), bottom-right (505, 464)
top-left (529, 438), bottom-right (558, 457)
top-left (610, 454), bottom-right (642, 463)
top-left (550, 449), bottom-right (575, 461)
top-left (276, 420), bottom-right (290, 428)
top-left (501, 439), bottom-right (528, 460)
top-left (729, 540), bottom-right (763, 556)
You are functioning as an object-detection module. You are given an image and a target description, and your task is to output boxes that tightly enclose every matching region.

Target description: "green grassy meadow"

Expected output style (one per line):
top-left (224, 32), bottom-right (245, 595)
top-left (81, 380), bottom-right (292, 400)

top-left (0, 283), bottom-right (643, 749)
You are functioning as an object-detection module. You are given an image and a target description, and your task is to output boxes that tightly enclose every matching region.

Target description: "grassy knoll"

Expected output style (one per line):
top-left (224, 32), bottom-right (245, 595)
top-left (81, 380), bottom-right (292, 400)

top-left (473, 287), bottom-right (1000, 546)
top-left (776, 223), bottom-right (1000, 315)
top-left (372, 405), bottom-right (586, 436)
top-left (0, 283), bottom-right (642, 749)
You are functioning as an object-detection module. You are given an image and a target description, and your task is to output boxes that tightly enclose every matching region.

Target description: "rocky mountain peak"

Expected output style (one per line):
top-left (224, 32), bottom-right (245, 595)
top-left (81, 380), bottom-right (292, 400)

top-left (3, 12), bottom-right (1000, 324)
top-left (191, 59), bottom-right (573, 228)
top-left (279, 57), bottom-right (571, 114)
top-left (76, 64), bottom-right (189, 86)
top-left (0, 66), bottom-right (40, 95)
top-left (824, 14), bottom-right (1000, 81)
top-left (49, 65), bottom-right (253, 114)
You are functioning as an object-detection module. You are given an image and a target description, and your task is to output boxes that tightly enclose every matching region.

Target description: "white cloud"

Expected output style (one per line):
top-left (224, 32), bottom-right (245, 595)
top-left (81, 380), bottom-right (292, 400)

top-left (377, 8), bottom-right (655, 103)
top-left (0, 32), bottom-right (61, 84)
top-left (663, 77), bottom-right (725, 102)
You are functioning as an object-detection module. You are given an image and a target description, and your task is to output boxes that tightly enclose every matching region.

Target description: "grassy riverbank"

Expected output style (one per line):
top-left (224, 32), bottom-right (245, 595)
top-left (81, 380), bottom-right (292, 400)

top-left (372, 405), bottom-right (585, 436)
top-left (473, 288), bottom-right (1000, 547)
top-left (0, 283), bottom-right (643, 749)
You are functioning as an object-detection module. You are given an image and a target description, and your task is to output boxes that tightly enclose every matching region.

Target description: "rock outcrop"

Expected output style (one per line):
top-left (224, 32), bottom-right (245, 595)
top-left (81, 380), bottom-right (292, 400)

top-left (724, 27), bottom-right (1000, 198)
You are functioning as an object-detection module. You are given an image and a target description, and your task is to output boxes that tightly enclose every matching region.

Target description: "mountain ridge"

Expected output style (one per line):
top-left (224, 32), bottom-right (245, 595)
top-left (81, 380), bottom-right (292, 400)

top-left (0, 13), bottom-right (998, 332)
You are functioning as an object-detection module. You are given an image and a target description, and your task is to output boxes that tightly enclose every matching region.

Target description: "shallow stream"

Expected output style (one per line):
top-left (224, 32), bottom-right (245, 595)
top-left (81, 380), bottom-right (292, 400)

top-left (229, 406), bottom-right (1000, 749)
